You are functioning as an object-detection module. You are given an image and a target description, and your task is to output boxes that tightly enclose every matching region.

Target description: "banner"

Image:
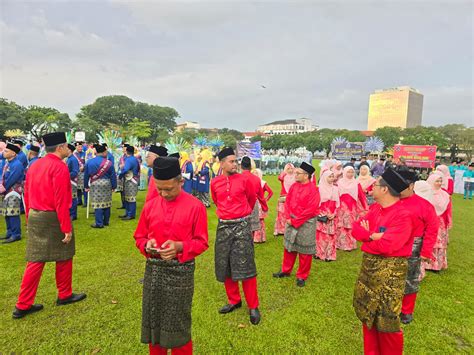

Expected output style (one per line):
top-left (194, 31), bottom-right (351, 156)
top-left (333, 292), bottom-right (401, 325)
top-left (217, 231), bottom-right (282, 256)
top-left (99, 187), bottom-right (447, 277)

top-left (237, 141), bottom-right (261, 159)
top-left (75, 131), bottom-right (86, 142)
top-left (393, 145), bottom-right (437, 168)
top-left (332, 143), bottom-right (364, 160)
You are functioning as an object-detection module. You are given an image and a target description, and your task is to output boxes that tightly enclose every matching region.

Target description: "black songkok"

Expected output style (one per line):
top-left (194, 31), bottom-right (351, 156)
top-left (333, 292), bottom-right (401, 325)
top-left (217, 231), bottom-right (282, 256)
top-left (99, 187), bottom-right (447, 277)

top-left (381, 168), bottom-right (409, 193)
top-left (300, 162), bottom-right (315, 176)
top-left (42, 132), bottom-right (66, 147)
top-left (13, 139), bottom-right (24, 146)
top-left (153, 157), bottom-right (181, 180)
top-left (397, 170), bottom-right (418, 184)
top-left (218, 147), bottom-right (235, 161)
top-left (169, 152), bottom-right (180, 159)
top-left (67, 144), bottom-right (76, 152)
top-left (29, 145), bottom-right (40, 153)
top-left (241, 156), bottom-right (251, 169)
top-left (95, 144), bottom-right (106, 153)
top-left (149, 145), bottom-right (168, 157)
top-left (126, 145), bottom-right (135, 154)
top-left (6, 143), bottom-right (21, 154)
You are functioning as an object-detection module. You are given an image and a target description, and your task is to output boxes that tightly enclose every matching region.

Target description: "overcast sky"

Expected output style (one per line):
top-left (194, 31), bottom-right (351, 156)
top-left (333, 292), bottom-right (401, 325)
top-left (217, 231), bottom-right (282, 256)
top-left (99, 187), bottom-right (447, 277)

top-left (1, 0), bottom-right (472, 131)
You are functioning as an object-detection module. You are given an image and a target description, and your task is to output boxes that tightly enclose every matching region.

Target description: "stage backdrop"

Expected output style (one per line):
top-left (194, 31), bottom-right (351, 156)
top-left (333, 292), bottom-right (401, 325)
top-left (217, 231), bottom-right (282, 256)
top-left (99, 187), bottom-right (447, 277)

top-left (332, 143), bottom-right (364, 160)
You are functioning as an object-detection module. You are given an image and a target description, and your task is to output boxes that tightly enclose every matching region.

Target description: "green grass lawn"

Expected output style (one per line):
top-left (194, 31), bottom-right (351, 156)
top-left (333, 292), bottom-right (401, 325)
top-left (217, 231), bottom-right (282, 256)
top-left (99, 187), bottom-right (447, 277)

top-left (0, 172), bottom-right (473, 353)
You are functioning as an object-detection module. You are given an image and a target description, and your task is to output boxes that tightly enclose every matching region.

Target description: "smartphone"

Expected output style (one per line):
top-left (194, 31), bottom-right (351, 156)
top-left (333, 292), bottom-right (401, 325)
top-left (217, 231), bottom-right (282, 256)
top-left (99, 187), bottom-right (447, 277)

top-left (147, 247), bottom-right (162, 254)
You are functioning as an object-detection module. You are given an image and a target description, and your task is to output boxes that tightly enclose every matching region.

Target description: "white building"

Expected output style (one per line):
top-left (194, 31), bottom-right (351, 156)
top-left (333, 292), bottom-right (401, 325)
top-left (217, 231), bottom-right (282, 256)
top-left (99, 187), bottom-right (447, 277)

top-left (257, 118), bottom-right (317, 135)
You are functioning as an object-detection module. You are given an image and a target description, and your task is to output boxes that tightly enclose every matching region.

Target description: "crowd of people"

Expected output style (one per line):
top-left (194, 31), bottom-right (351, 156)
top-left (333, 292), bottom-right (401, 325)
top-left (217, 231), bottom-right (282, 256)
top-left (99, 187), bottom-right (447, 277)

top-left (0, 133), bottom-right (469, 355)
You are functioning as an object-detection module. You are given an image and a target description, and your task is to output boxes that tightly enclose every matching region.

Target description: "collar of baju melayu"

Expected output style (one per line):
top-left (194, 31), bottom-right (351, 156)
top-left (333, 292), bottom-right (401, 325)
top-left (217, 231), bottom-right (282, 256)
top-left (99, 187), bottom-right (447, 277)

top-left (161, 191), bottom-right (183, 204)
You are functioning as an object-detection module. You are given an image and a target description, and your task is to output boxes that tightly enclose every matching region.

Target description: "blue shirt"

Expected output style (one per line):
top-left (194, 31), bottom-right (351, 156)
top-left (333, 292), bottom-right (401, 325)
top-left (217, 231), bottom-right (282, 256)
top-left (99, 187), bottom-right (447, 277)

top-left (2, 157), bottom-right (24, 191)
top-left (83, 156), bottom-right (117, 190)
top-left (28, 156), bottom-right (39, 169)
top-left (119, 155), bottom-right (140, 178)
top-left (17, 151), bottom-right (28, 169)
top-left (67, 155), bottom-right (80, 180)
top-left (107, 151), bottom-right (115, 170)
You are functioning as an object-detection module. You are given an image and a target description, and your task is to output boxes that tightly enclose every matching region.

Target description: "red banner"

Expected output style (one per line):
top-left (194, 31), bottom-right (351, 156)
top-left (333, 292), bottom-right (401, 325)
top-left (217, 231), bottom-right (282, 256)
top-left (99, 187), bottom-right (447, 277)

top-left (393, 145), bottom-right (437, 168)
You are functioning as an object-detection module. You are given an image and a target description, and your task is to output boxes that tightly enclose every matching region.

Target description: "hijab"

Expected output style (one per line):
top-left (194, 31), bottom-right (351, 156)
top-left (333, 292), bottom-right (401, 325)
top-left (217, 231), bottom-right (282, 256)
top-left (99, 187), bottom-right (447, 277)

top-left (426, 172), bottom-right (450, 216)
top-left (337, 166), bottom-right (358, 200)
top-left (319, 170), bottom-right (340, 207)
top-left (357, 165), bottom-right (376, 190)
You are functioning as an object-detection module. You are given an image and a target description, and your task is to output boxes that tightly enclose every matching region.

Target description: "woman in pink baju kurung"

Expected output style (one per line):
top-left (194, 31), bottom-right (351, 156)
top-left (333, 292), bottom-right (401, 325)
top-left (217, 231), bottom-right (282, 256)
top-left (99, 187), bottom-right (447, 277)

top-left (316, 170), bottom-right (340, 261)
top-left (420, 172), bottom-right (452, 277)
top-left (252, 169), bottom-right (273, 243)
top-left (336, 166), bottom-right (368, 251)
top-left (274, 164), bottom-right (295, 236)
top-left (357, 165), bottom-right (376, 209)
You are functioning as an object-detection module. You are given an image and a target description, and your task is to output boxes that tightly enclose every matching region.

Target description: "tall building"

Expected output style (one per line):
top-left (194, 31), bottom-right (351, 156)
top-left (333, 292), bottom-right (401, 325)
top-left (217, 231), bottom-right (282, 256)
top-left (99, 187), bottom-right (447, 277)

top-left (367, 86), bottom-right (423, 131)
top-left (257, 118), bottom-right (318, 135)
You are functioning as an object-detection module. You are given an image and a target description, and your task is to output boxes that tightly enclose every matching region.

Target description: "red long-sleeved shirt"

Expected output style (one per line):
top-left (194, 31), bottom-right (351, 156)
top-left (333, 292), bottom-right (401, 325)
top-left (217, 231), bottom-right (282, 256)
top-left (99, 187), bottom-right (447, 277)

top-left (134, 191), bottom-right (208, 263)
top-left (242, 170), bottom-right (268, 212)
top-left (400, 193), bottom-right (439, 260)
top-left (211, 173), bottom-right (256, 220)
top-left (24, 154), bottom-right (73, 233)
top-left (352, 200), bottom-right (413, 257)
top-left (263, 183), bottom-right (273, 201)
top-left (284, 181), bottom-right (320, 229)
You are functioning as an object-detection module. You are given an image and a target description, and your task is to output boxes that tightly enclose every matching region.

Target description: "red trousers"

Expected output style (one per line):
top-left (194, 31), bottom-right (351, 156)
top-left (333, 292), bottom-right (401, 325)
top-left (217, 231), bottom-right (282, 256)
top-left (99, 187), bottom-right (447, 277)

top-left (16, 260), bottom-right (73, 310)
top-left (149, 340), bottom-right (192, 355)
top-left (401, 293), bottom-right (417, 314)
top-left (363, 324), bottom-right (403, 355)
top-left (281, 249), bottom-right (312, 280)
top-left (224, 276), bottom-right (259, 309)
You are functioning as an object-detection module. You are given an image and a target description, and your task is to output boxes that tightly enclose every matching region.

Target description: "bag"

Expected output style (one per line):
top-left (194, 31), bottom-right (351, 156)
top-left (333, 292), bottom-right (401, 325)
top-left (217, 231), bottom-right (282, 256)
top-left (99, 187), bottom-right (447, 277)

top-left (317, 215), bottom-right (328, 223)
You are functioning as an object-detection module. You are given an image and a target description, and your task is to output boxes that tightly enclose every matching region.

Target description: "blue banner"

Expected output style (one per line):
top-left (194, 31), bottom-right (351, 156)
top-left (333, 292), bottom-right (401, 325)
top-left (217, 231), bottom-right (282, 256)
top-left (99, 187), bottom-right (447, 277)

top-left (237, 141), bottom-right (262, 159)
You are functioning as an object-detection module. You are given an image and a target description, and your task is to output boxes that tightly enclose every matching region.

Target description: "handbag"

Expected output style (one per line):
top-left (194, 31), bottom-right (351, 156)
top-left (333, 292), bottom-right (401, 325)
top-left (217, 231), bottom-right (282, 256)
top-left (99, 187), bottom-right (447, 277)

top-left (317, 215), bottom-right (329, 223)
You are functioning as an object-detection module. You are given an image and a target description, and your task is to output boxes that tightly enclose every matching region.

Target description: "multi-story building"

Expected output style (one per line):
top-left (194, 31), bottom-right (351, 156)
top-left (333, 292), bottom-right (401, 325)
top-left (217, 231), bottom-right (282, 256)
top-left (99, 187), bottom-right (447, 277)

top-left (367, 86), bottom-right (423, 131)
top-left (257, 118), bottom-right (317, 135)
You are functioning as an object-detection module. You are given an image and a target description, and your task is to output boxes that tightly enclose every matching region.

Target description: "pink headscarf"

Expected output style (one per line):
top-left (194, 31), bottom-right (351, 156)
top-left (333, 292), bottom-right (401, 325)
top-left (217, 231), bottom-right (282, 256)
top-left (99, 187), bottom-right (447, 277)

top-left (320, 160), bottom-right (335, 178)
top-left (436, 164), bottom-right (453, 189)
top-left (427, 172), bottom-right (450, 216)
top-left (283, 163), bottom-right (296, 193)
top-left (337, 166), bottom-right (358, 201)
top-left (253, 168), bottom-right (266, 188)
top-left (357, 165), bottom-right (376, 191)
top-left (319, 170), bottom-right (340, 207)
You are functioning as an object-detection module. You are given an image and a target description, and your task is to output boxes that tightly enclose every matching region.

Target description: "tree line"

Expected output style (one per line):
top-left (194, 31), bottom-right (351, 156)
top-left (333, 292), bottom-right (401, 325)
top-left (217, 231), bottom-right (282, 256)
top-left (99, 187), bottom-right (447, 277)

top-left (1, 96), bottom-right (472, 160)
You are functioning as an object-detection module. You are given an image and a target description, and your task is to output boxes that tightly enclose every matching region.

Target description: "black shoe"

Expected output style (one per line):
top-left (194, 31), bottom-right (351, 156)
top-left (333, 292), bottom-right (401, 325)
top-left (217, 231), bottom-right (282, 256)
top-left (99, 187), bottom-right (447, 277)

top-left (56, 293), bottom-right (87, 306)
top-left (272, 271), bottom-right (291, 278)
top-left (218, 301), bottom-right (242, 314)
top-left (71, 217), bottom-right (77, 221)
top-left (2, 237), bottom-right (21, 244)
top-left (324, 259), bottom-right (333, 262)
top-left (117, 207), bottom-right (125, 209)
top-left (90, 224), bottom-right (104, 228)
top-left (104, 223), bottom-right (109, 227)
top-left (296, 278), bottom-right (306, 287)
top-left (12, 304), bottom-right (44, 319)
top-left (249, 308), bottom-right (261, 325)
top-left (400, 313), bottom-right (414, 324)
top-left (118, 215), bottom-right (128, 218)
top-left (121, 216), bottom-right (135, 221)
top-left (313, 255), bottom-right (320, 260)
top-left (0, 235), bottom-right (9, 240)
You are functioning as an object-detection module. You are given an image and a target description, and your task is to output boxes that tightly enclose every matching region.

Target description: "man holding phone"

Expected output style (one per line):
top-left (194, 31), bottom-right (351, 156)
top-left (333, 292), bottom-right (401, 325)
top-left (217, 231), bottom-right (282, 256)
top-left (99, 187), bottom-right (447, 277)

top-left (133, 156), bottom-right (208, 355)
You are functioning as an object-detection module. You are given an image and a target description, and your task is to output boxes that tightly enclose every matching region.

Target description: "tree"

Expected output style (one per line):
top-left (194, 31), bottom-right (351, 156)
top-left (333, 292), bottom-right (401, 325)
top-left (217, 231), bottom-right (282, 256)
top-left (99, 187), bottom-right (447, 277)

top-left (374, 127), bottom-right (403, 149)
top-left (0, 98), bottom-right (28, 136)
top-left (437, 124), bottom-right (469, 160)
top-left (401, 126), bottom-right (448, 149)
top-left (24, 106), bottom-right (72, 139)
top-left (77, 95), bottom-right (136, 128)
top-left (125, 118), bottom-right (152, 140)
top-left (218, 128), bottom-right (244, 141)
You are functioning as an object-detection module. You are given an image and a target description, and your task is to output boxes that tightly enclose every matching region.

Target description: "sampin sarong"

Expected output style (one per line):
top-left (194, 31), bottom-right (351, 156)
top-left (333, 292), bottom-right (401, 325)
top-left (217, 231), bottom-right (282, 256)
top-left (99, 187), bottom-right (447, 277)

top-left (215, 217), bottom-right (257, 282)
top-left (141, 258), bottom-right (195, 349)
top-left (353, 253), bottom-right (407, 332)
